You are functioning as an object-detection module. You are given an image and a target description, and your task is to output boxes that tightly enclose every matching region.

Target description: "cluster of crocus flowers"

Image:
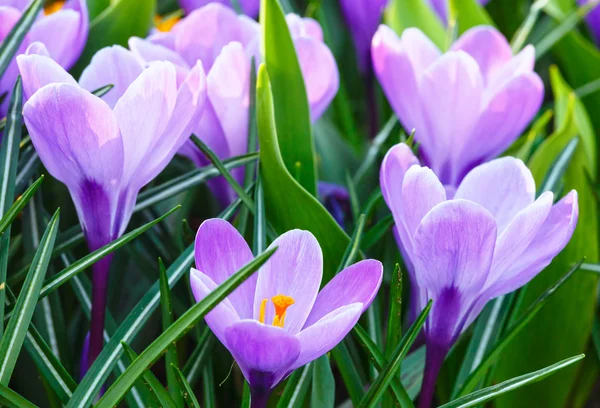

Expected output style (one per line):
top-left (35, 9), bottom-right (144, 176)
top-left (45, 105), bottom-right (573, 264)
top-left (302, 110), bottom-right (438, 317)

top-left (191, 219), bottom-right (383, 407)
top-left (17, 43), bottom-right (207, 365)
top-left (0, 0), bottom-right (88, 124)
top-left (129, 3), bottom-right (339, 204)
top-left (179, 0), bottom-right (259, 17)
top-left (380, 143), bottom-right (578, 408)
top-left (372, 25), bottom-right (544, 188)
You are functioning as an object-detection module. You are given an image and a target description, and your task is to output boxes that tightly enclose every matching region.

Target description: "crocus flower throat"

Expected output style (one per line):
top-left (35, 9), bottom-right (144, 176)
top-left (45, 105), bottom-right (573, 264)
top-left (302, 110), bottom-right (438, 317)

top-left (44, 0), bottom-right (65, 15)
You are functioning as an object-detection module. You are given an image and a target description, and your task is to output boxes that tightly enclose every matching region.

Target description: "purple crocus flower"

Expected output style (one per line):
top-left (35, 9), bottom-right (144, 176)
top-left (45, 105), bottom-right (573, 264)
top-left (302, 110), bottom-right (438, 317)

top-left (129, 3), bottom-right (339, 204)
top-left (0, 0), bottom-right (88, 122)
top-left (578, 0), bottom-right (600, 45)
top-left (339, 0), bottom-right (388, 73)
top-left (426, 0), bottom-right (490, 22)
top-left (372, 25), bottom-right (544, 188)
top-left (179, 0), bottom-right (260, 18)
top-left (318, 181), bottom-right (351, 227)
top-left (380, 143), bottom-right (578, 408)
top-left (17, 44), bottom-right (207, 365)
top-left (191, 219), bottom-right (383, 406)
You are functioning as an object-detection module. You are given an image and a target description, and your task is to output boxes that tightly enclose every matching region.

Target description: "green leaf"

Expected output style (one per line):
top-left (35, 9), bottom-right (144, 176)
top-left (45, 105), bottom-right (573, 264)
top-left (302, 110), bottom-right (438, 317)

top-left (358, 301), bottom-right (432, 408)
top-left (0, 209), bottom-right (59, 384)
top-left (72, 0), bottom-right (156, 74)
top-left (352, 324), bottom-right (414, 408)
top-left (449, 0), bottom-right (495, 34)
top-left (253, 172), bottom-right (267, 254)
top-left (0, 0), bottom-right (43, 78)
top-left (361, 214), bottom-right (394, 251)
top-left (441, 355), bottom-right (585, 408)
top-left (0, 77), bottom-right (23, 339)
top-left (510, 0), bottom-right (550, 52)
top-left (331, 343), bottom-right (364, 406)
top-left (337, 213), bottom-right (366, 271)
top-left (311, 356), bottom-right (335, 408)
top-left (384, 264), bottom-right (403, 360)
top-left (0, 383), bottom-right (38, 408)
top-left (260, 0), bottom-right (316, 194)
top-left (95, 246), bottom-right (277, 407)
top-left (353, 117), bottom-right (398, 187)
top-left (158, 259), bottom-right (183, 407)
top-left (257, 64), bottom-right (350, 281)
top-left (384, 0), bottom-right (446, 50)
top-left (494, 66), bottom-right (599, 408)
top-left (182, 328), bottom-right (215, 387)
top-left (171, 364), bottom-right (201, 408)
top-left (0, 175), bottom-right (44, 237)
top-left (539, 137), bottom-right (579, 194)
top-left (277, 364), bottom-right (312, 408)
top-left (122, 342), bottom-right (177, 408)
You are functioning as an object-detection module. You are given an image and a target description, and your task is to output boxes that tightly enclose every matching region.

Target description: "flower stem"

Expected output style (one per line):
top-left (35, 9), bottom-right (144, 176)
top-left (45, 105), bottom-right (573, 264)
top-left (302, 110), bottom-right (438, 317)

top-left (88, 254), bottom-right (113, 370)
top-left (250, 387), bottom-right (271, 408)
top-left (419, 342), bottom-right (448, 408)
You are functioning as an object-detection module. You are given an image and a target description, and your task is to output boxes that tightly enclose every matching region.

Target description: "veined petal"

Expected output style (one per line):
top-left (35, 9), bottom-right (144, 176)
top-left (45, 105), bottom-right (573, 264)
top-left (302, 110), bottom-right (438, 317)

top-left (113, 61), bottom-right (178, 189)
top-left (194, 219), bottom-right (255, 318)
top-left (17, 52), bottom-right (77, 100)
top-left (253, 230), bottom-right (323, 335)
top-left (128, 36), bottom-right (191, 70)
top-left (190, 268), bottom-right (240, 345)
top-left (225, 320), bottom-right (301, 391)
top-left (79, 45), bottom-right (144, 109)
top-left (487, 45), bottom-right (535, 95)
top-left (304, 260), bottom-right (383, 327)
top-left (455, 157), bottom-right (536, 233)
top-left (295, 37), bottom-right (339, 121)
top-left (293, 303), bottom-right (363, 371)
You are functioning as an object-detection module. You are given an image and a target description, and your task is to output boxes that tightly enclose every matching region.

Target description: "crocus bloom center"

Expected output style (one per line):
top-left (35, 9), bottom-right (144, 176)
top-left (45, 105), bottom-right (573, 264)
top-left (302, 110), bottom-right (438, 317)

top-left (154, 14), bottom-right (181, 32)
top-left (44, 0), bottom-right (65, 15)
top-left (258, 295), bottom-right (295, 328)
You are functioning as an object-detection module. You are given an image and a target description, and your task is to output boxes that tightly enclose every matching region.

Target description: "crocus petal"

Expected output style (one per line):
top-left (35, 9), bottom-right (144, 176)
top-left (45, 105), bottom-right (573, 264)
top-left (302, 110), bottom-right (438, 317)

top-left (286, 14), bottom-right (323, 41)
top-left (128, 36), bottom-right (191, 70)
top-left (486, 45), bottom-right (536, 95)
top-left (22, 84), bottom-right (123, 244)
top-left (253, 230), bottom-right (323, 335)
top-left (28, 10), bottom-right (82, 68)
top-left (194, 219), bottom-right (255, 319)
top-left (0, 6), bottom-right (25, 116)
top-left (79, 45), bottom-right (144, 108)
top-left (60, 0), bottom-right (88, 68)
top-left (455, 157), bottom-right (536, 233)
top-left (179, 0), bottom-right (260, 18)
top-left (304, 260), bottom-right (383, 327)
top-left (225, 320), bottom-right (301, 391)
top-left (418, 51), bottom-right (484, 184)
top-left (295, 37), bottom-right (339, 121)
top-left (451, 26), bottom-right (513, 85)
top-left (113, 61), bottom-right (178, 188)
top-left (292, 303), bottom-right (363, 371)
top-left (25, 41), bottom-right (49, 57)
top-left (17, 53), bottom-right (77, 100)
top-left (190, 268), bottom-right (240, 345)
top-left (486, 190), bottom-right (579, 298)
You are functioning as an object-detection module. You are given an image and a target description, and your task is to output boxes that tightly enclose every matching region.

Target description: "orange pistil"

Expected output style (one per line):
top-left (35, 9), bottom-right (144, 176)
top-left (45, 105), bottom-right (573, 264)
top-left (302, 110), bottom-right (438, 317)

top-left (257, 295), bottom-right (295, 328)
top-left (44, 0), bottom-right (65, 16)
top-left (154, 14), bottom-right (181, 32)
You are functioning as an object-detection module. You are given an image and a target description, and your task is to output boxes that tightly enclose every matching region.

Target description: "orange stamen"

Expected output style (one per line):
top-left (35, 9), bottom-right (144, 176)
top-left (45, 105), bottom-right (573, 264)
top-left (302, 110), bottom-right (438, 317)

top-left (44, 0), bottom-right (65, 16)
top-left (155, 14), bottom-right (181, 32)
top-left (271, 295), bottom-right (295, 328)
top-left (258, 298), bottom-right (268, 324)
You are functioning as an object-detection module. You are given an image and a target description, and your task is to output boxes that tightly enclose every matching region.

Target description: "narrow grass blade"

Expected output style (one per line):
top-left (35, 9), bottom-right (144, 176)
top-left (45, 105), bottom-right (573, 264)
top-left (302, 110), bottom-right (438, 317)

top-left (277, 364), bottom-right (313, 408)
top-left (331, 342), bottom-right (365, 405)
top-left (91, 84), bottom-right (114, 98)
top-left (95, 247), bottom-right (277, 407)
top-left (385, 264), bottom-right (403, 359)
top-left (0, 0), bottom-right (43, 77)
top-left (182, 327), bottom-right (214, 386)
top-left (253, 172), bottom-right (266, 254)
top-left (172, 364), bottom-right (201, 408)
top-left (457, 260), bottom-right (584, 396)
top-left (362, 214), bottom-right (394, 251)
top-left (122, 342), bottom-right (177, 408)
top-left (0, 175), bottom-right (43, 236)
top-left (0, 209), bottom-right (60, 384)
top-left (337, 213), bottom-right (366, 271)
top-left (539, 137), bottom-right (579, 194)
top-left (158, 258), bottom-right (183, 406)
top-left (0, 383), bottom-right (38, 408)
top-left (353, 116), bottom-right (398, 185)
top-left (202, 359), bottom-right (216, 407)
top-left (358, 300), bottom-right (432, 408)
top-left (510, 0), bottom-right (550, 52)
top-left (440, 355), bottom-right (585, 408)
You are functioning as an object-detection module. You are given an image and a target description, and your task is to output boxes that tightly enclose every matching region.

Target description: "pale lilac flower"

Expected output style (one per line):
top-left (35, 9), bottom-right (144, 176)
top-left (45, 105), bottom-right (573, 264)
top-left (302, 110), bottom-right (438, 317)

top-left (339, 0), bottom-right (388, 72)
top-left (372, 25), bottom-right (544, 187)
top-left (426, 0), bottom-right (490, 22)
top-left (129, 3), bottom-right (339, 204)
top-left (191, 219), bottom-right (382, 406)
top-left (0, 0), bottom-right (88, 121)
top-left (380, 143), bottom-right (578, 408)
top-left (18, 44), bottom-right (206, 365)
top-left (179, 0), bottom-right (260, 18)
top-left (578, 0), bottom-right (600, 45)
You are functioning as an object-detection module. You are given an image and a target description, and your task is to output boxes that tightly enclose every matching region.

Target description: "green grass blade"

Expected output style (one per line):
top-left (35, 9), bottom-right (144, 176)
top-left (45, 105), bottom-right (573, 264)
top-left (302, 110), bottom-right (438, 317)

top-left (510, 0), bottom-right (550, 52)
top-left (358, 300), bottom-right (432, 408)
top-left (337, 213), bottom-right (366, 271)
top-left (0, 0), bottom-right (43, 78)
top-left (457, 260), bottom-right (584, 396)
top-left (353, 116), bottom-right (398, 186)
top-left (172, 364), bottom-right (201, 408)
top-left (362, 214), bottom-right (394, 251)
top-left (331, 342), bottom-right (365, 405)
top-left (0, 209), bottom-right (59, 384)
top-left (182, 327), bottom-right (214, 386)
top-left (0, 383), bottom-right (39, 408)
top-left (440, 355), bottom-right (585, 408)
top-left (384, 264), bottom-right (403, 359)
top-left (277, 364), bottom-right (313, 408)
top-left (90, 84), bottom-right (114, 98)
top-left (158, 258), bottom-right (183, 406)
top-left (311, 355), bottom-right (335, 408)
top-left (95, 246), bottom-right (278, 407)
top-left (0, 175), bottom-right (44, 236)
top-left (202, 359), bottom-right (216, 408)
top-left (539, 137), bottom-right (579, 195)
top-left (122, 342), bottom-right (177, 408)
top-left (253, 172), bottom-right (266, 254)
